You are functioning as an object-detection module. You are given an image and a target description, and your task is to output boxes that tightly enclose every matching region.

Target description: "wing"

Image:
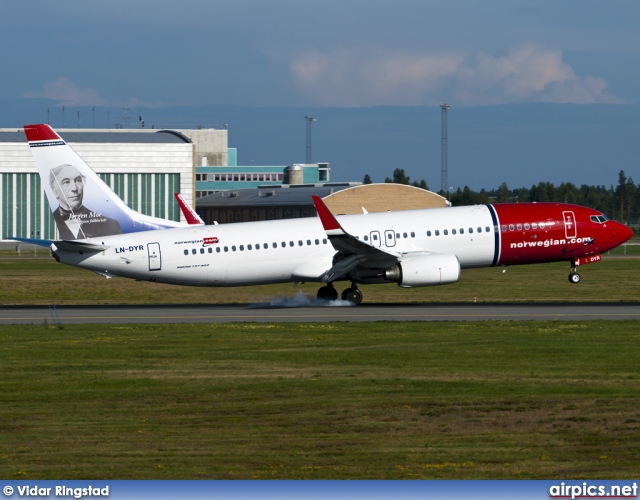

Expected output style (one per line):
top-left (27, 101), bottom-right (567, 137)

top-left (312, 195), bottom-right (400, 282)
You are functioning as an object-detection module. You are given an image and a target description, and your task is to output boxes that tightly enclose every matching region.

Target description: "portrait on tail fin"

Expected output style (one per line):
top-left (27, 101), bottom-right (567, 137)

top-left (49, 164), bottom-right (123, 239)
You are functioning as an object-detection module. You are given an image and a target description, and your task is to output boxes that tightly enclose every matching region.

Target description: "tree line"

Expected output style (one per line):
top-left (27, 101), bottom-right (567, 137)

top-left (364, 168), bottom-right (639, 227)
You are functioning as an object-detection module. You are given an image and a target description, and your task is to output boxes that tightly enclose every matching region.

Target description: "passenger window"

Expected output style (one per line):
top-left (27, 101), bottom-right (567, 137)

top-left (272, 242), bottom-right (277, 248)
top-left (469, 228), bottom-right (473, 233)
top-left (289, 241), bottom-right (294, 247)
top-left (264, 243), bottom-right (268, 249)
top-left (224, 246), bottom-right (229, 252)
top-left (315, 239), bottom-right (319, 245)
top-left (540, 222), bottom-right (546, 229)
top-left (239, 245), bottom-right (244, 251)
top-left (509, 224), bottom-right (514, 231)
top-left (524, 223), bottom-right (530, 230)
top-left (516, 224), bottom-right (522, 231)
top-left (444, 229), bottom-right (448, 235)
top-left (460, 228), bottom-right (464, 234)
top-left (477, 227), bottom-right (482, 233)
top-left (364, 235), bottom-right (368, 241)
top-left (435, 230), bottom-right (440, 236)
top-left (307, 240), bottom-right (311, 245)
top-left (192, 249), bottom-right (196, 255)
top-left (232, 246), bottom-right (237, 251)
top-left (323, 238), bottom-right (327, 244)
top-left (200, 248), bottom-right (204, 254)
top-left (532, 223), bottom-right (538, 229)
top-left (411, 232), bottom-right (415, 238)
top-left (427, 230), bottom-right (431, 237)
top-left (184, 249), bottom-right (188, 255)
top-left (396, 233), bottom-right (400, 238)
top-left (403, 232), bottom-right (407, 238)
top-left (502, 225), bottom-right (507, 232)
top-left (216, 247), bottom-right (221, 253)
top-left (208, 248), bottom-right (212, 253)
top-left (452, 229), bottom-right (457, 235)
top-left (248, 244), bottom-right (252, 250)
top-left (281, 242), bottom-right (286, 247)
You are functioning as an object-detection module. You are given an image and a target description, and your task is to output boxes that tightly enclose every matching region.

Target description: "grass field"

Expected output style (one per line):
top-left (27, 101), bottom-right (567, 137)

top-left (0, 321), bottom-right (639, 479)
top-left (0, 255), bottom-right (639, 305)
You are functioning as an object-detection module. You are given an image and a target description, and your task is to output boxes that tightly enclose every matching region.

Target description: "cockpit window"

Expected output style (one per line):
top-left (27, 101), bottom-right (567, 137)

top-left (590, 214), bottom-right (609, 224)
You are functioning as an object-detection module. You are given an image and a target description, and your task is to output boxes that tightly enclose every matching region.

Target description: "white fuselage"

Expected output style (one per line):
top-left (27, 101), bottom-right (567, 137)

top-left (54, 205), bottom-right (498, 287)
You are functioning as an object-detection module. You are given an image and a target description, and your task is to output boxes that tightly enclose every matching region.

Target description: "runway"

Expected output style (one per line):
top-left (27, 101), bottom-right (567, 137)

top-left (1, 302), bottom-right (639, 324)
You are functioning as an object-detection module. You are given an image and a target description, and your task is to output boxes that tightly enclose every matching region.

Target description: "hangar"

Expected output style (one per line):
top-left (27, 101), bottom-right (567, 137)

top-left (0, 127), bottom-right (200, 242)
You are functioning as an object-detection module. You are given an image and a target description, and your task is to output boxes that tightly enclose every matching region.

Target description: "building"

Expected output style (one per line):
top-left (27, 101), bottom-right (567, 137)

top-left (0, 128), bottom-right (196, 241)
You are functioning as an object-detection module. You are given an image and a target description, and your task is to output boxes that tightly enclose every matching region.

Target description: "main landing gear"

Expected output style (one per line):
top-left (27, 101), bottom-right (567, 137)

top-left (317, 282), bottom-right (363, 305)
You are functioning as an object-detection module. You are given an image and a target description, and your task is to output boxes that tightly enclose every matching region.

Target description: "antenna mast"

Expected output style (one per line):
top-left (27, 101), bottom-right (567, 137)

top-left (440, 103), bottom-right (451, 195)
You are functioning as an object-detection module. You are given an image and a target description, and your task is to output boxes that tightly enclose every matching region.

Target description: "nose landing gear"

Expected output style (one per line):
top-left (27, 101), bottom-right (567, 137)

top-left (568, 263), bottom-right (581, 284)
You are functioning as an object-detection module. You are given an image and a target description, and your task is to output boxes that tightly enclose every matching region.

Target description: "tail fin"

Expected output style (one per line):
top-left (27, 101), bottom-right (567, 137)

top-left (24, 124), bottom-right (184, 240)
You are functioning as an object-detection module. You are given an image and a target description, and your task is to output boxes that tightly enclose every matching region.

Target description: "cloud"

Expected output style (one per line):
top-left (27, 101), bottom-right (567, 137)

top-left (24, 77), bottom-right (109, 107)
top-left (22, 77), bottom-right (166, 109)
top-left (290, 45), bottom-right (625, 107)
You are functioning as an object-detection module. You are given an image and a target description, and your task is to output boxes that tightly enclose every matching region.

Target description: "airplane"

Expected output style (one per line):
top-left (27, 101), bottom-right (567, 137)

top-left (14, 124), bottom-right (634, 305)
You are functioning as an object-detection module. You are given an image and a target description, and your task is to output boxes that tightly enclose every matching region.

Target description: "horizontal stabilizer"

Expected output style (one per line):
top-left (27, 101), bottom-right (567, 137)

top-left (53, 240), bottom-right (110, 254)
top-left (11, 237), bottom-right (54, 248)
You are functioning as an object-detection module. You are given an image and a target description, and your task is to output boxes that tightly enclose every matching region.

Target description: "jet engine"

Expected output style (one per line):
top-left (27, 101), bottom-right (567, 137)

top-left (384, 253), bottom-right (460, 287)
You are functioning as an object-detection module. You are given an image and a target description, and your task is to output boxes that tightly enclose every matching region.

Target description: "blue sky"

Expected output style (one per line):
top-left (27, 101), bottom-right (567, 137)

top-left (3, 1), bottom-right (639, 108)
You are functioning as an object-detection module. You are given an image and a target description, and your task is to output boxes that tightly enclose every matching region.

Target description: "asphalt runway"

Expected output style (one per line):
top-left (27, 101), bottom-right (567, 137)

top-left (1, 302), bottom-right (639, 324)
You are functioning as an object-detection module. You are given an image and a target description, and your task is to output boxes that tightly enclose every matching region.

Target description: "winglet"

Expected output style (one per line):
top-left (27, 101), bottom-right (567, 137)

top-left (174, 193), bottom-right (204, 225)
top-left (312, 195), bottom-right (343, 236)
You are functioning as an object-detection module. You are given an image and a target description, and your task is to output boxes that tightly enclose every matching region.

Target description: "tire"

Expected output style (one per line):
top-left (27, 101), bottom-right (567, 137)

top-left (346, 288), bottom-right (363, 305)
top-left (568, 272), bottom-right (581, 284)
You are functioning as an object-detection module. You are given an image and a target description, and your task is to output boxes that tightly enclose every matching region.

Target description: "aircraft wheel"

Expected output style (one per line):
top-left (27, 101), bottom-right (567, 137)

top-left (568, 272), bottom-right (581, 284)
top-left (346, 288), bottom-right (363, 305)
top-left (341, 288), bottom-right (353, 300)
top-left (318, 285), bottom-right (338, 301)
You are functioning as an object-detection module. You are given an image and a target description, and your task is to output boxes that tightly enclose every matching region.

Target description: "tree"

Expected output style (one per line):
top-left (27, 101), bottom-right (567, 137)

top-left (496, 182), bottom-right (511, 203)
top-left (384, 168), bottom-right (411, 185)
top-left (363, 174), bottom-right (372, 184)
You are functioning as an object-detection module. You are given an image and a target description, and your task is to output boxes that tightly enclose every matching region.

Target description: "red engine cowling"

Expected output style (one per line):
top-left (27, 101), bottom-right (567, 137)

top-left (384, 253), bottom-right (461, 287)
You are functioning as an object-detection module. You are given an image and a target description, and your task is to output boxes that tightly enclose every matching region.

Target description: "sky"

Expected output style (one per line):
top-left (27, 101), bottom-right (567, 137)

top-left (1, 1), bottom-right (639, 190)
top-left (3, 0), bottom-right (639, 108)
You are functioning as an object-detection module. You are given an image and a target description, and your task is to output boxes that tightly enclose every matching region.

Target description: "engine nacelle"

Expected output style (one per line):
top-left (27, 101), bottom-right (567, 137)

top-left (384, 253), bottom-right (461, 287)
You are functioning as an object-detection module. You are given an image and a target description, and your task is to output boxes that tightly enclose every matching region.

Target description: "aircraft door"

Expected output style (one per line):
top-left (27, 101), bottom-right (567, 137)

top-left (563, 211), bottom-right (577, 239)
top-left (148, 242), bottom-right (162, 271)
top-left (370, 231), bottom-right (381, 248)
top-left (384, 230), bottom-right (396, 247)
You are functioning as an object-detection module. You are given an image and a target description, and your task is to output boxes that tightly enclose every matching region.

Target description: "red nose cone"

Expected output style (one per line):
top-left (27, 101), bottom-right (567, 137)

top-left (618, 222), bottom-right (634, 244)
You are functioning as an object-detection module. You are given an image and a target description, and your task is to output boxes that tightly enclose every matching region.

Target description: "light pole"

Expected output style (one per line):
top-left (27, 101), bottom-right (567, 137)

top-left (305, 115), bottom-right (316, 163)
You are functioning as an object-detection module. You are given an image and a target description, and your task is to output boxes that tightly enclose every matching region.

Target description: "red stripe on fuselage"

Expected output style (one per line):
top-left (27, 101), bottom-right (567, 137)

top-left (492, 203), bottom-right (622, 266)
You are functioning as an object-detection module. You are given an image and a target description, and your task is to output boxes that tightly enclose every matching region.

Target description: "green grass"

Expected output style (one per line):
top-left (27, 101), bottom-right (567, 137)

top-left (1, 321), bottom-right (639, 479)
top-left (0, 255), bottom-right (639, 305)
